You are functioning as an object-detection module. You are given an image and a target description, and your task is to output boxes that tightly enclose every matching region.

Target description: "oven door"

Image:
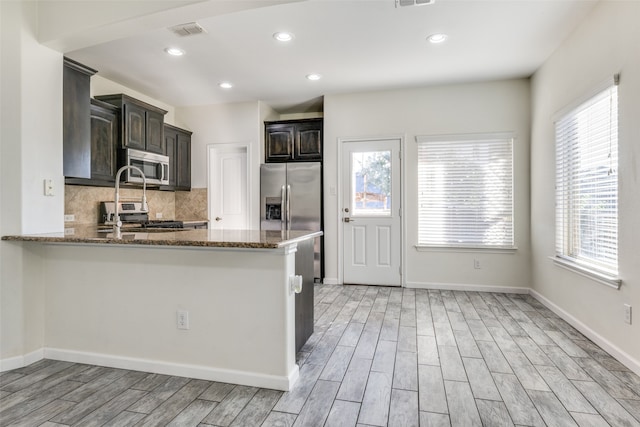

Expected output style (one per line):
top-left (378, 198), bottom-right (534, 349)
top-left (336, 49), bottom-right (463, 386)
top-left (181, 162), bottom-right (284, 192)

top-left (126, 149), bottom-right (169, 185)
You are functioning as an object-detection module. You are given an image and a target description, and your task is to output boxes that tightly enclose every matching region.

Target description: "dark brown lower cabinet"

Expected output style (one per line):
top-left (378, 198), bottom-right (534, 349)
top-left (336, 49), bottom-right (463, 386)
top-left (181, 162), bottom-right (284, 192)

top-left (295, 238), bottom-right (315, 352)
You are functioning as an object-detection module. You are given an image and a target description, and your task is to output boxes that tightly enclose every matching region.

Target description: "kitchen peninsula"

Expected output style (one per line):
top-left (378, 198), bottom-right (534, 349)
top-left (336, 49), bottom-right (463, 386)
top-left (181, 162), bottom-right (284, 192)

top-left (1, 228), bottom-right (321, 391)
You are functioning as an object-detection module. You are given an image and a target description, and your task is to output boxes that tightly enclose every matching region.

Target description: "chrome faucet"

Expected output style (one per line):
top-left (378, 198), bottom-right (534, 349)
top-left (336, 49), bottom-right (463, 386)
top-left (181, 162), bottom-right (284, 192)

top-left (113, 165), bottom-right (148, 238)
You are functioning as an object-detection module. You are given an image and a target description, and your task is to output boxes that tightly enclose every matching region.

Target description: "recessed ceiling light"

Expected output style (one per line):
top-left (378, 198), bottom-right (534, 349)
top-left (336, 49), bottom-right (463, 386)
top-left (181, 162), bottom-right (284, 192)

top-left (427, 33), bottom-right (448, 44)
top-left (306, 73), bottom-right (322, 81)
top-left (273, 32), bottom-right (294, 42)
top-left (165, 47), bottom-right (185, 56)
top-left (219, 82), bottom-right (233, 89)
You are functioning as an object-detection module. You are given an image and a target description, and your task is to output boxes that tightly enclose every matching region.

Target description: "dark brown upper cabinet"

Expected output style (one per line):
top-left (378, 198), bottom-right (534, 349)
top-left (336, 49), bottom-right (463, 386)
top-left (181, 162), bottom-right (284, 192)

top-left (265, 118), bottom-right (323, 163)
top-left (147, 110), bottom-right (165, 154)
top-left (63, 57), bottom-right (97, 179)
top-left (176, 131), bottom-right (191, 190)
top-left (165, 129), bottom-right (177, 188)
top-left (95, 94), bottom-right (167, 154)
top-left (164, 124), bottom-right (192, 191)
top-left (123, 101), bottom-right (146, 150)
top-left (89, 99), bottom-right (119, 182)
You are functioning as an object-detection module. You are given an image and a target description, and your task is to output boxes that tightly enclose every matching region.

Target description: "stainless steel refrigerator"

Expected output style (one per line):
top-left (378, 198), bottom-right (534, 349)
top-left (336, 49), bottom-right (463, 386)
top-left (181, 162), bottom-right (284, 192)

top-left (260, 163), bottom-right (323, 280)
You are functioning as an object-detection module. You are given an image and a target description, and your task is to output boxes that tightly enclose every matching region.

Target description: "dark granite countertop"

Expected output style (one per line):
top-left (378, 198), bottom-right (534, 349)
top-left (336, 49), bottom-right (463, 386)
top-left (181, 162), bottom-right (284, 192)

top-left (1, 226), bottom-right (322, 249)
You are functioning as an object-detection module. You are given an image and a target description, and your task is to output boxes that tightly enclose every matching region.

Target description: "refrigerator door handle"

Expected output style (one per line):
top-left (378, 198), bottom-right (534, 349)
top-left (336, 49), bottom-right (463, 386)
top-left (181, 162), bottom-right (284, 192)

top-left (280, 185), bottom-right (286, 227)
top-left (286, 184), bottom-right (291, 230)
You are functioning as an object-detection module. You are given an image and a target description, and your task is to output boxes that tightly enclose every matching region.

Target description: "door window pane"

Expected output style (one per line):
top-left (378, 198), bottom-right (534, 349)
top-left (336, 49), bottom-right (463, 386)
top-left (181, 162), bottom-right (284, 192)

top-left (351, 150), bottom-right (391, 216)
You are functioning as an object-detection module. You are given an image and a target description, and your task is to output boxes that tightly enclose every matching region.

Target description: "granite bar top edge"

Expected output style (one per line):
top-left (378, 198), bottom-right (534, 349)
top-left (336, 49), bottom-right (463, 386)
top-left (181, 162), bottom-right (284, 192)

top-left (1, 235), bottom-right (280, 249)
top-left (276, 231), bottom-right (323, 247)
top-left (1, 228), bottom-right (322, 250)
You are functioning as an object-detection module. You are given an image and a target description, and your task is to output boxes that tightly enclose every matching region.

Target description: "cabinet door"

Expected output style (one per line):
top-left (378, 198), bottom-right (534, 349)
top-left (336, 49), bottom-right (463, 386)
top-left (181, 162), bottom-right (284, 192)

top-left (294, 120), bottom-right (323, 161)
top-left (176, 132), bottom-right (191, 190)
top-left (265, 124), bottom-right (295, 162)
top-left (123, 103), bottom-right (146, 150)
top-left (90, 105), bottom-right (118, 181)
top-left (146, 110), bottom-right (165, 154)
top-left (63, 63), bottom-right (92, 178)
top-left (165, 130), bottom-right (177, 187)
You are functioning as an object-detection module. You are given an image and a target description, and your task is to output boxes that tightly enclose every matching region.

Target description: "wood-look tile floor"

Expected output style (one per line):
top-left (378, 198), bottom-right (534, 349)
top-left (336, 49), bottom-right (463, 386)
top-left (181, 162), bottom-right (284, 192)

top-left (2, 285), bottom-right (640, 427)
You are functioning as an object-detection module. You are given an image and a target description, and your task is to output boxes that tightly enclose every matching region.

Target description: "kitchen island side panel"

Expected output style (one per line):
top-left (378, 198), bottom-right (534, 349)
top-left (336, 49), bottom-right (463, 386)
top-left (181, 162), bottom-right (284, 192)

top-left (41, 244), bottom-right (297, 390)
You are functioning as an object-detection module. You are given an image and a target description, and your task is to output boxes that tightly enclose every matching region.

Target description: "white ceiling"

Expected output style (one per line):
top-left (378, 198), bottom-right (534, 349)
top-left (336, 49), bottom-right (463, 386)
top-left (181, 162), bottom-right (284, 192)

top-left (64, 0), bottom-right (598, 114)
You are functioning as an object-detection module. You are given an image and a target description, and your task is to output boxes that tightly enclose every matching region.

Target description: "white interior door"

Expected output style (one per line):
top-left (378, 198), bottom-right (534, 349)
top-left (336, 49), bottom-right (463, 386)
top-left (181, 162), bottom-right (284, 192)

top-left (208, 144), bottom-right (249, 230)
top-left (342, 139), bottom-right (401, 286)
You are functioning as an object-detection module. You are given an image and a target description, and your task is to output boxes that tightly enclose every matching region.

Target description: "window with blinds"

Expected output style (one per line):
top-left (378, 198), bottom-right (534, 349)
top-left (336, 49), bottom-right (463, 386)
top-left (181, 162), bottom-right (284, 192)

top-left (417, 133), bottom-right (514, 248)
top-left (555, 81), bottom-right (618, 277)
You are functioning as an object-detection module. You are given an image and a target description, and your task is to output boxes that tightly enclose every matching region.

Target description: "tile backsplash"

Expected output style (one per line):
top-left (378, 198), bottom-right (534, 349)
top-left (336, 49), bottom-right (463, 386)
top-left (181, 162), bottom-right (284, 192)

top-left (175, 188), bottom-right (208, 220)
top-left (65, 185), bottom-right (207, 224)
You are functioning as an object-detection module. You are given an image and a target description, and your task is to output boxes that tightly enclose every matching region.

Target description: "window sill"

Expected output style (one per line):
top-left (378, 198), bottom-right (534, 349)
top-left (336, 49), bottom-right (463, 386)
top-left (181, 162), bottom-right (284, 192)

top-left (415, 245), bottom-right (517, 254)
top-left (550, 256), bottom-right (621, 289)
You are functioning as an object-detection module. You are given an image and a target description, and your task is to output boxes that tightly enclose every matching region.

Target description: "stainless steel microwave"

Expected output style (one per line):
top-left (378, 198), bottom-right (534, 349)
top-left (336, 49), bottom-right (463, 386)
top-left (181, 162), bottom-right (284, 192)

top-left (124, 148), bottom-right (169, 186)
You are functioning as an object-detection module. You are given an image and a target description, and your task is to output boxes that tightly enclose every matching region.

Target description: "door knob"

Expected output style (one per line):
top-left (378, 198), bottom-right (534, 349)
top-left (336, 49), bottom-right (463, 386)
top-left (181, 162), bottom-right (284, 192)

top-left (343, 217), bottom-right (354, 223)
top-left (215, 217), bottom-right (222, 221)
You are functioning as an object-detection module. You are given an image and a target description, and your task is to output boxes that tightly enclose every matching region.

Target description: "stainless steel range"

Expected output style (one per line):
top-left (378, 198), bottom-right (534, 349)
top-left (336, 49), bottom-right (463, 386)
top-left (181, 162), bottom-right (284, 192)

top-left (99, 201), bottom-right (184, 229)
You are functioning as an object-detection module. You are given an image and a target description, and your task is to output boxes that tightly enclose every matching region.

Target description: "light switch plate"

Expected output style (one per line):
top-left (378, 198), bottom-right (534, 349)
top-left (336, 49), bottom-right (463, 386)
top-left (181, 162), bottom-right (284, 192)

top-left (177, 310), bottom-right (190, 330)
top-left (44, 179), bottom-right (54, 196)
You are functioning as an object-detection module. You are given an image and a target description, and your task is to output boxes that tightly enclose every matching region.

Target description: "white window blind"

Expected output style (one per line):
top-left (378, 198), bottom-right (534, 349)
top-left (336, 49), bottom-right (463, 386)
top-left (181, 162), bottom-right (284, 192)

top-left (555, 81), bottom-right (618, 277)
top-left (417, 134), bottom-right (514, 248)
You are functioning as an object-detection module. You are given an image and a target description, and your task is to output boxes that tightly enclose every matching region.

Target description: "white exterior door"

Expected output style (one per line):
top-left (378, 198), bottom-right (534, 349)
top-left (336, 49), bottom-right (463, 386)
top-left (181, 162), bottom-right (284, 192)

top-left (342, 139), bottom-right (401, 286)
top-left (208, 144), bottom-right (249, 230)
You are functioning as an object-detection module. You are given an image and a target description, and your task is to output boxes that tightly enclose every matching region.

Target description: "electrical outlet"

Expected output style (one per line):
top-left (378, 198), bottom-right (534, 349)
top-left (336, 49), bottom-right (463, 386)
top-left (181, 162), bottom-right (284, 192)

top-left (624, 304), bottom-right (632, 325)
top-left (156, 212), bottom-right (163, 219)
top-left (474, 259), bottom-right (481, 269)
top-left (177, 310), bottom-right (190, 330)
top-left (64, 214), bottom-right (75, 222)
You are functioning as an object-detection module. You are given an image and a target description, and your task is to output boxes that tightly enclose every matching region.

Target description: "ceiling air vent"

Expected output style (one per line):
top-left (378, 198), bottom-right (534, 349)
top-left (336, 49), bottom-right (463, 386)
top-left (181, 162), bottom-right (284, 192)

top-left (168, 22), bottom-right (207, 37)
top-left (396, 0), bottom-right (435, 6)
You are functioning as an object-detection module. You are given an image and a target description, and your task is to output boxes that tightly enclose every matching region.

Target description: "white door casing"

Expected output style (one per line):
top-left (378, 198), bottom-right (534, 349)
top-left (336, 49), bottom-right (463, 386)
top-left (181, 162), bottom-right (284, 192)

top-left (208, 143), bottom-right (250, 230)
top-left (341, 138), bottom-right (402, 286)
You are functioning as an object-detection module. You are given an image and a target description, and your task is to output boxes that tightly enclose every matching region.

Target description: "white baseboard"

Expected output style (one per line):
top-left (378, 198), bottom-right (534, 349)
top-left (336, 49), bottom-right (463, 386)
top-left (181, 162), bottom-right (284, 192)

top-left (529, 290), bottom-right (640, 377)
top-left (322, 278), bottom-right (341, 285)
top-left (0, 348), bottom-right (44, 372)
top-left (44, 348), bottom-right (299, 391)
top-left (405, 281), bottom-right (530, 294)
